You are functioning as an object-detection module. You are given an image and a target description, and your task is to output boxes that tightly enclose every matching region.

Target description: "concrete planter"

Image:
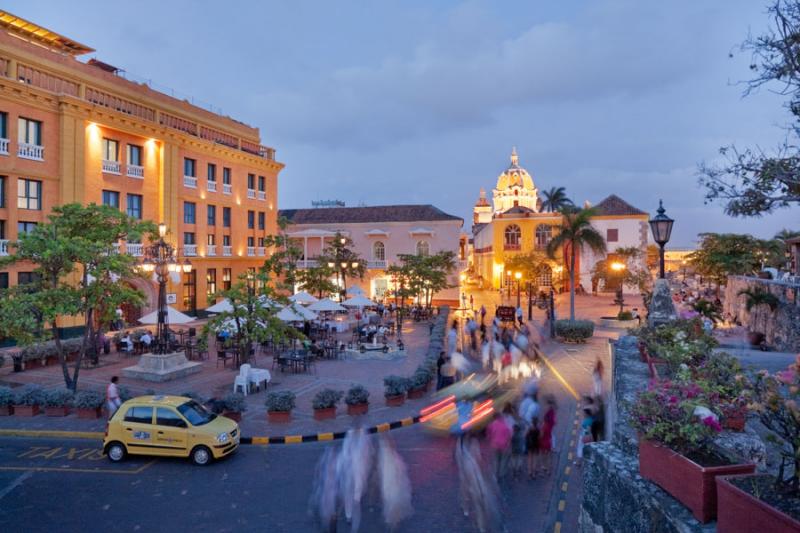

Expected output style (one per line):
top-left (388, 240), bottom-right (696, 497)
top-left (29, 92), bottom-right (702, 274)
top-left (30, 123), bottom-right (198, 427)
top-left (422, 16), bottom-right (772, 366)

top-left (45, 406), bottom-right (70, 417)
top-left (599, 317), bottom-right (639, 329)
top-left (0, 405), bottom-right (14, 416)
top-left (638, 439), bottom-right (755, 523)
top-left (346, 403), bottom-right (369, 416)
top-left (385, 394), bottom-right (405, 407)
top-left (14, 405), bottom-right (40, 417)
top-left (716, 474), bottom-right (800, 533)
top-left (407, 387), bottom-right (427, 399)
top-left (76, 407), bottom-right (102, 419)
top-left (313, 407), bottom-right (337, 421)
top-left (268, 411), bottom-right (291, 424)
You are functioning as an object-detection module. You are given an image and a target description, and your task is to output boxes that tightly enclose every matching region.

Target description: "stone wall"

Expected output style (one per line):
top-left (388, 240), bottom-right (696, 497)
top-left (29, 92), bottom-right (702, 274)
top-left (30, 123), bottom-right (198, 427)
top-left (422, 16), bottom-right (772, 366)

top-left (723, 276), bottom-right (800, 351)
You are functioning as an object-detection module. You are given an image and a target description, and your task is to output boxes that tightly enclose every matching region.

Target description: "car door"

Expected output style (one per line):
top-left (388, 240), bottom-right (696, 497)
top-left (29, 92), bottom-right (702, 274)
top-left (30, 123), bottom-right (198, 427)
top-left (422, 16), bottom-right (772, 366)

top-left (122, 405), bottom-right (155, 454)
top-left (153, 407), bottom-right (188, 456)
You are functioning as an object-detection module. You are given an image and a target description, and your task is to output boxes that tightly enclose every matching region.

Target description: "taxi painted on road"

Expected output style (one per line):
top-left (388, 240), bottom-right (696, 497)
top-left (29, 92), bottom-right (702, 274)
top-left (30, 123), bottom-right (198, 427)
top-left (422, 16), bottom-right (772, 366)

top-left (103, 395), bottom-right (240, 466)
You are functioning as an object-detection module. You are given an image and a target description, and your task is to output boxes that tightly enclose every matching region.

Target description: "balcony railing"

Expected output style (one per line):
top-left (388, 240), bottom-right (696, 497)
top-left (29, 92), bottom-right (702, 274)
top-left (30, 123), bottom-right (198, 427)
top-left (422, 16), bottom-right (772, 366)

top-left (257, 247), bottom-right (265, 257)
top-left (127, 164), bottom-right (144, 179)
top-left (247, 189), bottom-right (256, 199)
top-left (184, 244), bottom-right (197, 257)
top-left (504, 242), bottom-right (521, 251)
top-left (296, 259), bottom-right (319, 269)
top-left (0, 138), bottom-right (8, 155)
top-left (257, 191), bottom-right (266, 201)
top-left (102, 160), bottom-right (121, 174)
top-left (126, 243), bottom-right (144, 257)
top-left (223, 183), bottom-right (232, 195)
top-left (247, 246), bottom-right (255, 257)
top-left (18, 143), bottom-right (44, 161)
top-left (223, 246), bottom-right (232, 257)
top-left (0, 239), bottom-right (8, 256)
top-left (207, 180), bottom-right (217, 193)
top-left (367, 259), bottom-right (388, 269)
top-left (112, 243), bottom-right (121, 254)
top-left (207, 244), bottom-right (217, 257)
top-left (184, 176), bottom-right (197, 188)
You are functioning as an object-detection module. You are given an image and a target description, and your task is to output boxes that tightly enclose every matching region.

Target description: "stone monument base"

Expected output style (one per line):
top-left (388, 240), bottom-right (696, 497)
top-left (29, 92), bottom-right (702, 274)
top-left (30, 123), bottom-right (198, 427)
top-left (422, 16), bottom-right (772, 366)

top-left (122, 351), bottom-right (202, 382)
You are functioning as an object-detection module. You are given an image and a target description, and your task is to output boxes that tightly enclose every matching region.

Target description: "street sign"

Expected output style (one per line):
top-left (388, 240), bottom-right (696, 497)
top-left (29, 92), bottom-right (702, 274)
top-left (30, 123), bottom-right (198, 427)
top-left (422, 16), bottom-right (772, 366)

top-left (496, 305), bottom-right (516, 322)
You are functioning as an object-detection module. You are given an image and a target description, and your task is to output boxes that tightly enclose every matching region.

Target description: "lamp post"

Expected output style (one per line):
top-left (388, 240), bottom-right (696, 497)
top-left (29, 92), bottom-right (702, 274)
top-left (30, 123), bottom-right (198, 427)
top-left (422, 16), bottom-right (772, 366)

top-left (514, 271), bottom-right (522, 308)
top-left (327, 237), bottom-right (359, 301)
top-left (610, 261), bottom-right (626, 314)
top-left (138, 223), bottom-right (191, 355)
top-left (506, 269), bottom-right (512, 301)
top-left (649, 200), bottom-right (674, 279)
top-left (527, 281), bottom-right (533, 320)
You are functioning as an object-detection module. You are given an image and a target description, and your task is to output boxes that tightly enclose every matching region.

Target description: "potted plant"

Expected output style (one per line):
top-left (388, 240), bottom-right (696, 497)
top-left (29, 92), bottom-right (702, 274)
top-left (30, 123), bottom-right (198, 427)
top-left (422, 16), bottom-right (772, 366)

top-left (345, 384), bottom-right (370, 416)
top-left (714, 358), bottom-right (800, 532)
top-left (312, 389), bottom-right (343, 420)
top-left (737, 287), bottom-right (779, 347)
top-left (0, 386), bottom-right (14, 416)
top-left (222, 392), bottom-right (246, 422)
top-left (630, 379), bottom-right (755, 523)
top-left (694, 352), bottom-right (749, 432)
top-left (43, 389), bottom-right (74, 417)
top-left (12, 384), bottom-right (44, 416)
top-left (384, 375), bottom-right (409, 407)
top-left (265, 391), bottom-right (295, 423)
top-left (71, 390), bottom-right (105, 418)
top-left (407, 368), bottom-right (431, 399)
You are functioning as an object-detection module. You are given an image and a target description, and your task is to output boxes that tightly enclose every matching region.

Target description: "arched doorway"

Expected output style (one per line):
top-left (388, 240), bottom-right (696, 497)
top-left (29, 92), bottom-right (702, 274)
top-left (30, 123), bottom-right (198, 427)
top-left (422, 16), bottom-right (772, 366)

top-left (122, 277), bottom-right (158, 325)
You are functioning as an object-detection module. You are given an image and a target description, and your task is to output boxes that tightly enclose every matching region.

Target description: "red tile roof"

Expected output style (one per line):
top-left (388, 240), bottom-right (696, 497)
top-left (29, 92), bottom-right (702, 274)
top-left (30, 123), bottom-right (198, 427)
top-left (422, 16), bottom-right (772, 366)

top-left (279, 204), bottom-right (463, 225)
top-left (592, 195), bottom-right (647, 216)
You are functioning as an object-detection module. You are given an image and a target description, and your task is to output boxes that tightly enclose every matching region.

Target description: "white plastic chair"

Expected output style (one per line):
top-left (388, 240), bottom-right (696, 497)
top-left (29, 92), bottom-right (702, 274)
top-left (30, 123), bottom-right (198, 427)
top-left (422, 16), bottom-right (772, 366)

top-left (233, 364), bottom-right (250, 396)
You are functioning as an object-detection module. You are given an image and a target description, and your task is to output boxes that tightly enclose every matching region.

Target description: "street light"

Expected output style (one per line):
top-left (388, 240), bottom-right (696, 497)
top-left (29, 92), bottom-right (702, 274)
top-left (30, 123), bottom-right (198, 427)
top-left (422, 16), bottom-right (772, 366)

top-left (649, 200), bottom-right (674, 279)
top-left (610, 261), bottom-right (626, 314)
top-left (514, 271), bottom-right (522, 308)
top-left (137, 223), bottom-right (191, 355)
top-left (506, 269), bottom-right (512, 300)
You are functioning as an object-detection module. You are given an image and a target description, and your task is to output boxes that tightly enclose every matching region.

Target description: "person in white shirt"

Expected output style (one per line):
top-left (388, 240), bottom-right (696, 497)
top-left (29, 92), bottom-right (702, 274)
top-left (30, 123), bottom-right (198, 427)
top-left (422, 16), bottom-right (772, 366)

top-left (106, 376), bottom-right (121, 418)
top-left (140, 331), bottom-right (153, 347)
top-left (120, 332), bottom-right (133, 353)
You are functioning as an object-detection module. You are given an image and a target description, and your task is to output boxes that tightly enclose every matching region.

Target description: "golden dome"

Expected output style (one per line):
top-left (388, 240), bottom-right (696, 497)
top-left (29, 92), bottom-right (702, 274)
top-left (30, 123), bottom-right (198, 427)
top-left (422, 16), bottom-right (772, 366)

top-left (495, 147), bottom-right (534, 191)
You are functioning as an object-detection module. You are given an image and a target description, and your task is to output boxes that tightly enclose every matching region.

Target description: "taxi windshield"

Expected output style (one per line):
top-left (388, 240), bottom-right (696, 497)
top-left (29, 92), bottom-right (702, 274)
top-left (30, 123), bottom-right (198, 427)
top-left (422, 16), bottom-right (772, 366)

top-left (177, 400), bottom-right (216, 426)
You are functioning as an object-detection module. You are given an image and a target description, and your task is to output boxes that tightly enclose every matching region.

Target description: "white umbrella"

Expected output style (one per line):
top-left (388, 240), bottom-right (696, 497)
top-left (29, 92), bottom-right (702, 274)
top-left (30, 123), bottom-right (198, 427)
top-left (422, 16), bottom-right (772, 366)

top-left (288, 304), bottom-right (318, 321)
top-left (276, 306), bottom-right (305, 322)
top-left (308, 298), bottom-right (347, 312)
top-left (258, 295), bottom-right (282, 309)
top-left (289, 291), bottom-right (319, 305)
top-left (346, 285), bottom-right (365, 295)
top-left (206, 299), bottom-right (234, 314)
top-left (342, 294), bottom-right (376, 308)
top-left (138, 306), bottom-right (195, 325)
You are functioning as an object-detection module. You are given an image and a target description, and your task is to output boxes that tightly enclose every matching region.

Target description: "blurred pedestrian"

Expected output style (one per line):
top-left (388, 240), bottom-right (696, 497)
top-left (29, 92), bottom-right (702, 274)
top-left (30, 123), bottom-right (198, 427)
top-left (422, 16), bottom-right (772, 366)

top-left (436, 351), bottom-right (446, 390)
top-left (486, 412), bottom-right (512, 483)
top-left (439, 356), bottom-right (456, 389)
top-left (106, 376), bottom-right (121, 418)
top-left (480, 304), bottom-right (486, 324)
top-left (510, 411), bottom-right (527, 480)
top-left (377, 434), bottom-right (413, 530)
top-left (526, 418), bottom-right (541, 479)
top-left (592, 359), bottom-right (604, 397)
top-left (575, 408), bottom-right (594, 466)
top-left (539, 396), bottom-right (557, 475)
top-left (447, 321), bottom-right (458, 354)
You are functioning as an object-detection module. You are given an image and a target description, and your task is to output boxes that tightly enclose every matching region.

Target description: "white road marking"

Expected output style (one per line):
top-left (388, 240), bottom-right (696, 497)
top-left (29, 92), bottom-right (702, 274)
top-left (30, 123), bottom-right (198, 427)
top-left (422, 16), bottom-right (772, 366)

top-left (0, 470), bottom-right (33, 501)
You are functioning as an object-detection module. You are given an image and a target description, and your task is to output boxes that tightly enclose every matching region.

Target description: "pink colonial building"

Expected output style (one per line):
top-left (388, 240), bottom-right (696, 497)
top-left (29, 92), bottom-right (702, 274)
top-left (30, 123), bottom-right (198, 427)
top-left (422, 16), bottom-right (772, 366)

top-left (279, 205), bottom-right (464, 305)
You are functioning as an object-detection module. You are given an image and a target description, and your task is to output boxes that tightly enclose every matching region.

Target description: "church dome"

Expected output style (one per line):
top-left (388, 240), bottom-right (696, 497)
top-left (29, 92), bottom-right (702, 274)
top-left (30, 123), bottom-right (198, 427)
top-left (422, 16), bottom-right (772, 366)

top-left (495, 147), bottom-right (534, 191)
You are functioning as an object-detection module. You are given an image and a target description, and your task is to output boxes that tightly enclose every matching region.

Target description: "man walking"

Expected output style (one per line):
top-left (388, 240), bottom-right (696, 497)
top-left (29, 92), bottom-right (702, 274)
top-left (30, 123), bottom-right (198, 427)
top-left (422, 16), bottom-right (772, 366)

top-left (106, 376), bottom-right (122, 419)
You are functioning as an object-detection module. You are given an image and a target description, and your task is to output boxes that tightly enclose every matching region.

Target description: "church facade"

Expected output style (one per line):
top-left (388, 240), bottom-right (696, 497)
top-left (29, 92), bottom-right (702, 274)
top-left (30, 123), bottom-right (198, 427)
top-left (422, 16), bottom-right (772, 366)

top-left (470, 149), bottom-right (649, 293)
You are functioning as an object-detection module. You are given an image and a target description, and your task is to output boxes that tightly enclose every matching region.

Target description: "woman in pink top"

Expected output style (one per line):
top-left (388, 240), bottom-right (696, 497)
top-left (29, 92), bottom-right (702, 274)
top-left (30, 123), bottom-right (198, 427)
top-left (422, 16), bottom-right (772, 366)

top-left (486, 411), bottom-right (512, 482)
top-left (538, 396), bottom-right (557, 475)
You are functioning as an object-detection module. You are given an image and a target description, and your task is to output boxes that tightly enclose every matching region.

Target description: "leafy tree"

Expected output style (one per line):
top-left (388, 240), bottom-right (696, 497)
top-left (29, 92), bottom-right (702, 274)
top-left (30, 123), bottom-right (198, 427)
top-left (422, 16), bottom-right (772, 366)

top-left (296, 264), bottom-right (337, 299)
top-left (699, 1), bottom-right (800, 216)
top-left (691, 299), bottom-right (723, 324)
top-left (0, 204), bottom-right (154, 390)
top-left (541, 186), bottom-right (574, 213)
top-left (387, 251), bottom-right (456, 310)
top-left (546, 208), bottom-right (607, 320)
top-left (738, 286), bottom-right (780, 335)
top-left (262, 216), bottom-right (303, 294)
top-left (504, 250), bottom-right (561, 293)
top-left (688, 233), bottom-right (783, 289)
top-left (318, 232), bottom-right (365, 299)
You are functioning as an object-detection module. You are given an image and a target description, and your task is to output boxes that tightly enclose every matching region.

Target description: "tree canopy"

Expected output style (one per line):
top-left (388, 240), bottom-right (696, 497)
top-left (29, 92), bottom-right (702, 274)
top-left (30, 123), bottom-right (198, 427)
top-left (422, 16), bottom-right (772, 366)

top-left (687, 233), bottom-right (784, 286)
top-left (541, 186), bottom-right (574, 213)
top-left (387, 251), bottom-right (456, 309)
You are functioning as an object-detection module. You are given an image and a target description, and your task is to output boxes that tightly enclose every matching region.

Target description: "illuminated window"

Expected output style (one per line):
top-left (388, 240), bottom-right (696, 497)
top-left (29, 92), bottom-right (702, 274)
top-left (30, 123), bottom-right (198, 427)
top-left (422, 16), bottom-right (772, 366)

top-left (504, 224), bottom-right (521, 247)
top-left (102, 138), bottom-right (119, 162)
top-left (206, 268), bottom-right (217, 300)
top-left (223, 268), bottom-right (232, 290)
top-left (416, 240), bottom-right (429, 256)
top-left (18, 117), bottom-right (41, 145)
top-left (373, 241), bottom-right (385, 261)
top-left (17, 178), bottom-right (41, 210)
top-left (535, 225), bottom-right (552, 249)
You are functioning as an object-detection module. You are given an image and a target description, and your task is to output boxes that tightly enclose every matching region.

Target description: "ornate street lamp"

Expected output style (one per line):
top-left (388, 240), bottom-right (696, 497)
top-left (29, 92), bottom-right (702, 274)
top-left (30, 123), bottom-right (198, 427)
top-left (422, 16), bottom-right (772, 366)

top-left (649, 200), bottom-right (674, 279)
top-left (137, 223), bottom-right (191, 354)
top-left (610, 261), bottom-right (626, 314)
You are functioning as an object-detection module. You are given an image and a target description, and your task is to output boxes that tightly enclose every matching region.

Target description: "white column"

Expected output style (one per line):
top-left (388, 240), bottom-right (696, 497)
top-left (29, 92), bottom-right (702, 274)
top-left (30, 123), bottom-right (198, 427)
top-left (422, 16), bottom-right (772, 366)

top-left (303, 237), bottom-right (308, 263)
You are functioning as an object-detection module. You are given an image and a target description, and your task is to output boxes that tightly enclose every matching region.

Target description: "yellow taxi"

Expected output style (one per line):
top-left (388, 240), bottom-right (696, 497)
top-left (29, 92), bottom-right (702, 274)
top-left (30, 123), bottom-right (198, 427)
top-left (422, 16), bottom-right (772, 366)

top-left (103, 395), bottom-right (240, 466)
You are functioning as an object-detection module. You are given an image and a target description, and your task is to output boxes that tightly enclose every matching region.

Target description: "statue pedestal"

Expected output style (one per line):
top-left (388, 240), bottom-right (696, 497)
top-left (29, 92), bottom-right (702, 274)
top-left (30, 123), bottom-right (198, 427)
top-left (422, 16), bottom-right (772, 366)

top-left (647, 278), bottom-right (677, 327)
top-left (122, 351), bottom-right (202, 382)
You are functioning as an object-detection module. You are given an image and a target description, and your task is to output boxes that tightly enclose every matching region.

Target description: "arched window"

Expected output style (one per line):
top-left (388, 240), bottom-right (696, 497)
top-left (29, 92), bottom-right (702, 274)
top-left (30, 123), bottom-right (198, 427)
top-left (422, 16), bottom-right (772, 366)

top-left (535, 224), bottom-right (552, 249)
top-left (504, 224), bottom-right (521, 249)
top-left (373, 241), bottom-right (385, 261)
top-left (536, 264), bottom-right (553, 287)
top-left (416, 240), bottom-right (430, 256)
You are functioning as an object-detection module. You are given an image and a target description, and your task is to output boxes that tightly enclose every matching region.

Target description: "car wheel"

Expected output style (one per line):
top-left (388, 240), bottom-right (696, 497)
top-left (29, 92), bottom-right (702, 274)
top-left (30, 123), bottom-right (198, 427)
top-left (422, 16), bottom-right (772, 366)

top-left (107, 442), bottom-right (126, 462)
top-left (191, 445), bottom-right (212, 466)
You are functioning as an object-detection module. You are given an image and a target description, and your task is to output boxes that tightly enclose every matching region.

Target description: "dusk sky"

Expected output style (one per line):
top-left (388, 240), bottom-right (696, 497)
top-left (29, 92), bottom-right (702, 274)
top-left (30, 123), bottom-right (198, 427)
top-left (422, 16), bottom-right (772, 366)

top-left (11, 0), bottom-right (799, 247)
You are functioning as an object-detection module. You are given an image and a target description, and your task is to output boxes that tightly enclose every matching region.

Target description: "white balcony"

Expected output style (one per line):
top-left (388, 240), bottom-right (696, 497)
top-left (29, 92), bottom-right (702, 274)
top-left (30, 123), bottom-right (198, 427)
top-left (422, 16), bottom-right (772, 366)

top-left (247, 189), bottom-right (256, 199)
top-left (296, 259), bottom-right (319, 269)
top-left (223, 245), bottom-right (232, 257)
top-left (111, 243), bottom-right (121, 254)
top-left (207, 180), bottom-right (217, 193)
top-left (367, 259), bottom-right (388, 269)
top-left (207, 245), bottom-right (217, 257)
top-left (126, 243), bottom-right (144, 257)
top-left (184, 175), bottom-right (197, 189)
top-left (257, 191), bottom-right (266, 201)
top-left (223, 183), bottom-right (232, 195)
top-left (0, 239), bottom-right (8, 256)
top-left (18, 142), bottom-right (44, 161)
top-left (127, 164), bottom-right (144, 179)
top-left (257, 247), bottom-right (265, 257)
top-left (0, 138), bottom-right (9, 155)
top-left (184, 244), bottom-right (197, 257)
top-left (102, 160), bottom-right (121, 174)
top-left (247, 246), bottom-right (255, 257)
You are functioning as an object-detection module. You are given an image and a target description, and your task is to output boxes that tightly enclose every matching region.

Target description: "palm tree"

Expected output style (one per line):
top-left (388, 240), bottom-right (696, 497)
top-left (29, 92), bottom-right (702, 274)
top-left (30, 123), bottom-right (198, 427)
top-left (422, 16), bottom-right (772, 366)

top-left (541, 187), bottom-right (574, 213)
top-left (737, 286), bottom-right (780, 339)
top-left (547, 208), bottom-right (607, 320)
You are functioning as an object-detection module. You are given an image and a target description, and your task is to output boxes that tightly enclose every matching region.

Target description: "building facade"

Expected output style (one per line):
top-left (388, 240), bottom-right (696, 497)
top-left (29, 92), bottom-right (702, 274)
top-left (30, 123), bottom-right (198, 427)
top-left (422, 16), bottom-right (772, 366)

top-left (279, 205), bottom-right (464, 305)
top-left (0, 12), bottom-right (282, 323)
top-left (471, 149), bottom-right (649, 293)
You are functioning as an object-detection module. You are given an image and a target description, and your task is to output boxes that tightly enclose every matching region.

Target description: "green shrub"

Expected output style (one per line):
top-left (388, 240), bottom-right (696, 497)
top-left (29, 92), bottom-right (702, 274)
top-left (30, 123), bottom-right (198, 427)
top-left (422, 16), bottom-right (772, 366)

top-left (71, 390), bottom-right (104, 409)
top-left (409, 369), bottom-right (432, 389)
top-left (384, 375), bottom-right (410, 397)
top-left (312, 389), bottom-right (343, 410)
top-left (617, 311), bottom-right (633, 321)
top-left (265, 391), bottom-right (296, 412)
top-left (0, 386), bottom-right (13, 406)
top-left (13, 384), bottom-right (45, 406)
top-left (223, 392), bottom-right (247, 413)
top-left (554, 320), bottom-right (595, 342)
top-left (43, 389), bottom-right (74, 407)
top-left (345, 384), bottom-right (369, 406)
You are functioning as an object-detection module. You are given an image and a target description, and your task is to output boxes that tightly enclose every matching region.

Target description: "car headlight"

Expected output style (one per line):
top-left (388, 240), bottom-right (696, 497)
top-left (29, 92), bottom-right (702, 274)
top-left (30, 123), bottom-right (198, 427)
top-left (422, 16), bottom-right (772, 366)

top-left (216, 432), bottom-right (230, 444)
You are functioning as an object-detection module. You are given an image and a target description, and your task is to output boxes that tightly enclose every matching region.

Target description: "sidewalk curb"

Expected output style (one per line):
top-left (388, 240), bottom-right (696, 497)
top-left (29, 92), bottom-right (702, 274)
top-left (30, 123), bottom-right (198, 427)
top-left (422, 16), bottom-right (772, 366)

top-left (0, 415), bottom-right (422, 445)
